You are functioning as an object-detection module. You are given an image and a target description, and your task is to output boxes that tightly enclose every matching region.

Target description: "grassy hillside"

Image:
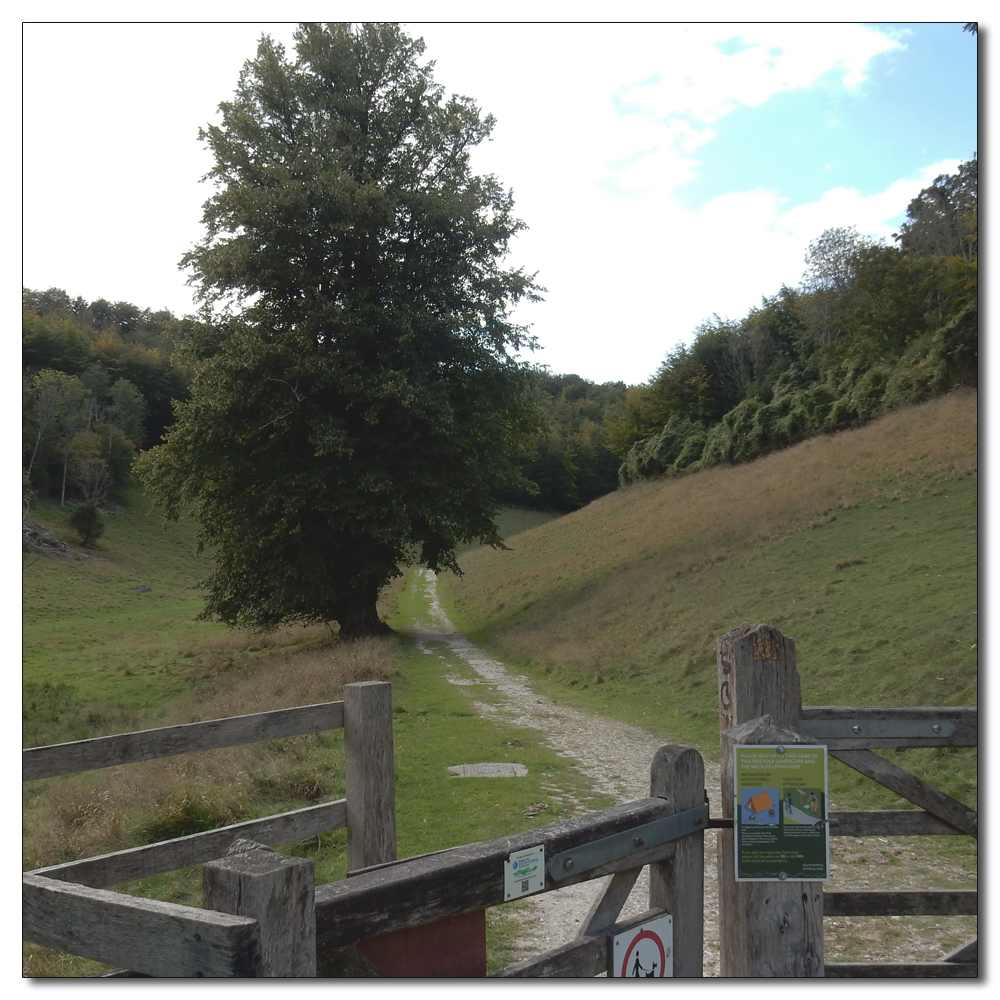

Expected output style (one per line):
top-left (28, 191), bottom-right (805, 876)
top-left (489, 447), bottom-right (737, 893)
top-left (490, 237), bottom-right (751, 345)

top-left (21, 494), bottom-right (572, 976)
top-left (440, 389), bottom-right (978, 806)
top-left (22, 394), bottom-right (975, 974)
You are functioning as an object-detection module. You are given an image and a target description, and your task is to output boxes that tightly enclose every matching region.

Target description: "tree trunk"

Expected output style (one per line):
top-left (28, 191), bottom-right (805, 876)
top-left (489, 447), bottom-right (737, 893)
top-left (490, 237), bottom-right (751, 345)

top-left (335, 593), bottom-right (394, 641)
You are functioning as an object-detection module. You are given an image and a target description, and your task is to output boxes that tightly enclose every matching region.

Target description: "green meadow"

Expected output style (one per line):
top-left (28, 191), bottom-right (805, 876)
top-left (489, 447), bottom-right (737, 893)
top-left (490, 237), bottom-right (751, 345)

top-left (441, 390), bottom-right (978, 813)
top-left (22, 390), bottom-right (976, 975)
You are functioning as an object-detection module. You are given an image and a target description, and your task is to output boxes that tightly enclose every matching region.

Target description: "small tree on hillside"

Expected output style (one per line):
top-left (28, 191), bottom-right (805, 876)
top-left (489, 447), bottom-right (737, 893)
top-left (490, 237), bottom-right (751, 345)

top-left (137, 22), bottom-right (542, 638)
top-left (68, 502), bottom-right (105, 547)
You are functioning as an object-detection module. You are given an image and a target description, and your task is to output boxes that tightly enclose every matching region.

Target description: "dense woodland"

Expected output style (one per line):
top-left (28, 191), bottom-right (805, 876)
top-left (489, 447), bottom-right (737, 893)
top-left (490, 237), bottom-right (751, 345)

top-left (22, 157), bottom-right (976, 528)
top-left (610, 158), bottom-right (978, 484)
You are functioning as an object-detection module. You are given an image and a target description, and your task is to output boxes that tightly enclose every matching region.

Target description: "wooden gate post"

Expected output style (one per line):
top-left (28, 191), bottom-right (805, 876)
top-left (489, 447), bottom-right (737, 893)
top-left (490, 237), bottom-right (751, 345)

top-left (203, 839), bottom-right (316, 976)
top-left (717, 622), bottom-right (823, 977)
top-left (344, 680), bottom-right (397, 871)
top-left (720, 716), bottom-right (824, 977)
top-left (649, 745), bottom-right (705, 977)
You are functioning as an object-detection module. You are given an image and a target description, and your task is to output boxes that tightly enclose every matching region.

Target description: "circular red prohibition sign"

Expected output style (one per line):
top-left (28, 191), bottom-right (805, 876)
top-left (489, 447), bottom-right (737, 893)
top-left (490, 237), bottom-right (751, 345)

top-left (620, 929), bottom-right (666, 978)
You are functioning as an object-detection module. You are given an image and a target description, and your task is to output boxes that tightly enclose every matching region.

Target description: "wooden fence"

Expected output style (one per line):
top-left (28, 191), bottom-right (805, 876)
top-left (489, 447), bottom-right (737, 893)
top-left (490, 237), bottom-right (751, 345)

top-left (716, 622), bottom-right (978, 978)
top-left (23, 680), bottom-right (396, 975)
top-left (24, 731), bottom-right (710, 977)
top-left (25, 624), bottom-right (977, 977)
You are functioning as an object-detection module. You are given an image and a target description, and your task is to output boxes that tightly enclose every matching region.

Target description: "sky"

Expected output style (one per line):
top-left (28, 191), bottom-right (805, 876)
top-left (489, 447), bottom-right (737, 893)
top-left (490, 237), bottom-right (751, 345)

top-left (22, 17), bottom-right (978, 387)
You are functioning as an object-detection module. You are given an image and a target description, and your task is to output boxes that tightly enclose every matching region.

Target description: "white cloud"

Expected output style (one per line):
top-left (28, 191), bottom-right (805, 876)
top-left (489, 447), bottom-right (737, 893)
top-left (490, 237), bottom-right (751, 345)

top-left (510, 158), bottom-right (965, 383)
top-left (21, 22), bottom-right (968, 388)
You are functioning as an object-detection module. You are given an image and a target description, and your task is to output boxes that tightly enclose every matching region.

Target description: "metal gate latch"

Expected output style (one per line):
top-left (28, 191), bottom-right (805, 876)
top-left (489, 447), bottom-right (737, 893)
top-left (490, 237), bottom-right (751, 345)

top-left (547, 803), bottom-right (709, 881)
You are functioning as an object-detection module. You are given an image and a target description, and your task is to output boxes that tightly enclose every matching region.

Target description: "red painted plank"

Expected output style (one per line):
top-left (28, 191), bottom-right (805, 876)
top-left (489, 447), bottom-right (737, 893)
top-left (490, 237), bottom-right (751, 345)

top-left (356, 909), bottom-right (486, 977)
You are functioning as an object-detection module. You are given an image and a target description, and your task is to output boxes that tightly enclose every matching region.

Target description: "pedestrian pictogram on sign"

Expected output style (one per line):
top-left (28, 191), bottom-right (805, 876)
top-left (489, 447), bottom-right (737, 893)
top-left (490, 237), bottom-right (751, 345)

top-left (612, 914), bottom-right (673, 977)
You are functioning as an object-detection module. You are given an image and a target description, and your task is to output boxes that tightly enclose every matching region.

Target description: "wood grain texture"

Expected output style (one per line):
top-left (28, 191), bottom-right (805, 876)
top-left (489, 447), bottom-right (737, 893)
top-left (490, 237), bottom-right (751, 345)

top-left (822, 890), bottom-right (977, 917)
top-left (717, 624), bottom-right (803, 978)
top-left (719, 714), bottom-right (824, 978)
top-left (580, 868), bottom-right (641, 936)
top-left (825, 962), bottom-right (978, 978)
top-left (203, 842), bottom-right (316, 977)
top-left (23, 873), bottom-right (261, 977)
top-left (344, 681), bottom-right (396, 871)
top-left (830, 748), bottom-right (977, 837)
top-left (718, 622), bottom-right (802, 733)
top-left (827, 809), bottom-right (967, 837)
top-left (31, 799), bottom-right (346, 888)
top-left (23, 701), bottom-right (345, 780)
top-left (649, 744), bottom-right (705, 977)
top-left (316, 797), bottom-right (678, 951)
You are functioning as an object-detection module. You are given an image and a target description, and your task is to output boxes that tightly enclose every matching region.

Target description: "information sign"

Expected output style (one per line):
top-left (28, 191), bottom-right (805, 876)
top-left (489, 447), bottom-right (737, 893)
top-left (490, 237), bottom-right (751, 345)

top-left (612, 914), bottom-right (673, 977)
top-left (504, 845), bottom-right (545, 900)
top-left (733, 744), bottom-right (829, 881)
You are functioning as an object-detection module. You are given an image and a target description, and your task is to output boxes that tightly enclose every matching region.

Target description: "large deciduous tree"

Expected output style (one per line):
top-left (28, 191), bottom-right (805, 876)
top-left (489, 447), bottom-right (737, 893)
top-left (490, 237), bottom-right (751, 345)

top-left (136, 22), bottom-right (542, 638)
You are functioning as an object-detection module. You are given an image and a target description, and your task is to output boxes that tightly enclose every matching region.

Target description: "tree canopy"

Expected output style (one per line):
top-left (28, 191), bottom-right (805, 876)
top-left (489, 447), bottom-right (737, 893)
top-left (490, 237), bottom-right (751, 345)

top-left (136, 22), bottom-right (542, 638)
top-left (611, 158), bottom-right (977, 485)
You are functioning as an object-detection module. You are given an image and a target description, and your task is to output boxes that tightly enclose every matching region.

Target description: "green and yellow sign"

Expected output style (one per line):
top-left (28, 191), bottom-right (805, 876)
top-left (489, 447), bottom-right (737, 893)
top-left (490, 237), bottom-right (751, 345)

top-left (733, 744), bottom-right (830, 881)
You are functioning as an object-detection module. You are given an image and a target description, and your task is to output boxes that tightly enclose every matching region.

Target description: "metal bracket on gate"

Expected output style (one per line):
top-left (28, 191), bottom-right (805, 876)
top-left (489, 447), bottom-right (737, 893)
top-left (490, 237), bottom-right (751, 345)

top-left (798, 718), bottom-right (956, 739)
top-left (547, 803), bottom-right (709, 882)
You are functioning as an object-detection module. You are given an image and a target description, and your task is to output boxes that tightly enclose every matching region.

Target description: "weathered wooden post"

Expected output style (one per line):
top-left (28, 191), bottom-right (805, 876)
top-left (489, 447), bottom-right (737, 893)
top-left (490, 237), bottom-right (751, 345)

top-left (717, 622), bottom-right (823, 977)
top-left (648, 745), bottom-right (705, 977)
top-left (203, 839), bottom-right (316, 976)
top-left (344, 680), bottom-right (397, 871)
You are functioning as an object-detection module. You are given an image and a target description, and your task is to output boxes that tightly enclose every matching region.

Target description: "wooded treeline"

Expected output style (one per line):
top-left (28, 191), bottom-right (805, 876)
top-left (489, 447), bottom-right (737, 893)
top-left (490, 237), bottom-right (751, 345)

top-left (22, 290), bottom-right (195, 509)
top-left (20, 291), bottom-right (626, 516)
top-left (610, 157), bottom-right (977, 485)
top-left (22, 157), bottom-right (976, 519)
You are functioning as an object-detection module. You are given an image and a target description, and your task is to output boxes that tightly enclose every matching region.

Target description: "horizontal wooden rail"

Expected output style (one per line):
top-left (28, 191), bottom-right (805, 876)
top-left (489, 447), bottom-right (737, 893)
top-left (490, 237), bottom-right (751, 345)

top-left (823, 890), bottom-right (977, 917)
top-left (830, 749), bottom-right (977, 837)
top-left (23, 874), bottom-right (261, 977)
top-left (799, 706), bottom-right (977, 749)
top-left (825, 961), bottom-right (978, 978)
top-left (826, 809), bottom-right (970, 837)
top-left (23, 701), bottom-right (345, 780)
top-left (315, 796), bottom-right (683, 951)
top-left (30, 799), bottom-right (347, 888)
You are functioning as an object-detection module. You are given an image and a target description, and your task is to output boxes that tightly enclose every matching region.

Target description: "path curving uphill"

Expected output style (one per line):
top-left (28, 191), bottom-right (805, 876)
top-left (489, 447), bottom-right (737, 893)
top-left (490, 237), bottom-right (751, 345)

top-left (406, 568), bottom-right (723, 975)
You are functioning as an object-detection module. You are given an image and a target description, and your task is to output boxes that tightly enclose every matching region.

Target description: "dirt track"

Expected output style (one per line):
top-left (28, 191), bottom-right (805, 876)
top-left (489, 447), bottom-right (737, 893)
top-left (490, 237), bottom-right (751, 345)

top-left (406, 569), bottom-right (977, 976)
top-left (409, 569), bottom-right (724, 975)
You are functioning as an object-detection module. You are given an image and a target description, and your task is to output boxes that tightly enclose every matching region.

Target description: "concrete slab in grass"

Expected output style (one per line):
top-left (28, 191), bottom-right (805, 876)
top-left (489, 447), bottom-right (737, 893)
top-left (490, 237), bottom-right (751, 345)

top-left (447, 762), bottom-right (528, 778)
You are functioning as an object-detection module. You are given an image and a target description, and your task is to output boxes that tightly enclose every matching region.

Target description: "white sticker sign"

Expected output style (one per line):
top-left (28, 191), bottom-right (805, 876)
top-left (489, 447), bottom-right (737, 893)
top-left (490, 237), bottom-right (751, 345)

top-left (504, 845), bottom-right (545, 900)
top-left (612, 914), bottom-right (673, 978)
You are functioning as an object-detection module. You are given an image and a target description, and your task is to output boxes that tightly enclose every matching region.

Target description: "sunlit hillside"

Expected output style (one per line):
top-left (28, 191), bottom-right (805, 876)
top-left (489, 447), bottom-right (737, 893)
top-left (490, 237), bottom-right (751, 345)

top-left (440, 390), bottom-right (977, 779)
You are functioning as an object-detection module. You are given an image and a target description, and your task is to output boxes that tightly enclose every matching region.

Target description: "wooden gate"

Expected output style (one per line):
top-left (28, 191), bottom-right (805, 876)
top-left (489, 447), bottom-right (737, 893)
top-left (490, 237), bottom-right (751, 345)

top-left (716, 622), bottom-right (977, 978)
top-left (317, 743), bottom-right (707, 977)
top-left (24, 681), bottom-right (709, 976)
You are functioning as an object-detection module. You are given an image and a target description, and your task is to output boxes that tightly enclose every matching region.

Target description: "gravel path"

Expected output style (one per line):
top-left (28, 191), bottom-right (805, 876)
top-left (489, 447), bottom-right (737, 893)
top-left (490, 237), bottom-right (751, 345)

top-left (409, 569), bottom-right (723, 975)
